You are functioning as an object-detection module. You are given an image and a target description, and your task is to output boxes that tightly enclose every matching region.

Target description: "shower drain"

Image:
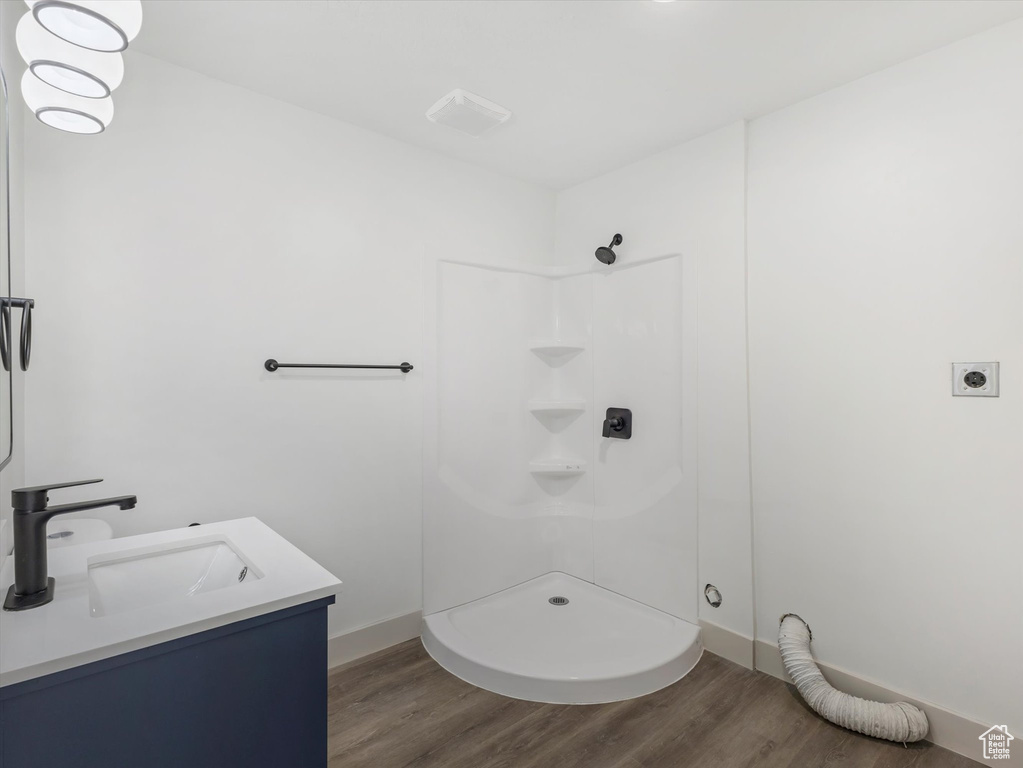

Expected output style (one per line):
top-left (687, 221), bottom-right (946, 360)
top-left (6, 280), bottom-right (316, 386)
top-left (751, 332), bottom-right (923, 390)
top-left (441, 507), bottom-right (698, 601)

top-left (548, 596), bottom-right (569, 606)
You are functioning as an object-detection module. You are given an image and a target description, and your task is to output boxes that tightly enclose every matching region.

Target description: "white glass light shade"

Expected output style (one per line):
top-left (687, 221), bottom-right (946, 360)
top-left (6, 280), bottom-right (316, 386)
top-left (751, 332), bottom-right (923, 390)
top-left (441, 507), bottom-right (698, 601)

top-left (17, 12), bottom-right (123, 98)
top-left (22, 69), bottom-right (114, 134)
top-left (25, 0), bottom-right (142, 53)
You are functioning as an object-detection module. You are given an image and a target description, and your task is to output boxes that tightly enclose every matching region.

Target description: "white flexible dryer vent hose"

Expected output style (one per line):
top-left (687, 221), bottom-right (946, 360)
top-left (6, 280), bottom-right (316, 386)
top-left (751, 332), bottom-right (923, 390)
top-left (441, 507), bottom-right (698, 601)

top-left (778, 614), bottom-right (928, 744)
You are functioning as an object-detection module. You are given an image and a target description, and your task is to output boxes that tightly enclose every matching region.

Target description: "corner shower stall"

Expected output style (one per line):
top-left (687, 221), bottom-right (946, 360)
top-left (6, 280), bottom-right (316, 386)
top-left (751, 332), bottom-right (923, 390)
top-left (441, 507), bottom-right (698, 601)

top-left (422, 250), bottom-right (701, 704)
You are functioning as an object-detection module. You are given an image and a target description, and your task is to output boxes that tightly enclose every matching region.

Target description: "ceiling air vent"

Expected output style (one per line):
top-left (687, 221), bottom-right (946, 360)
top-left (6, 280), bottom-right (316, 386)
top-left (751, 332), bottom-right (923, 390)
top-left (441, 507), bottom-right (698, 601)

top-left (425, 89), bottom-right (511, 138)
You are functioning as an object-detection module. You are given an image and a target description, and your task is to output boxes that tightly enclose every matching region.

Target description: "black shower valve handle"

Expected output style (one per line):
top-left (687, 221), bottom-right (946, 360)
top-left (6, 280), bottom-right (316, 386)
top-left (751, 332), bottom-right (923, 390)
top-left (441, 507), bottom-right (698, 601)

top-left (602, 407), bottom-right (632, 440)
top-left (602, 417), bottom-right (623, 438)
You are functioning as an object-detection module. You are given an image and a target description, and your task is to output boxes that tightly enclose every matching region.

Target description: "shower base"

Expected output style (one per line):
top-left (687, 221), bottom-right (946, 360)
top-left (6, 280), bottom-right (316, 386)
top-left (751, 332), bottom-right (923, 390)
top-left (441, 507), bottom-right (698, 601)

top-left (421, 572), bottom-right (702, 704)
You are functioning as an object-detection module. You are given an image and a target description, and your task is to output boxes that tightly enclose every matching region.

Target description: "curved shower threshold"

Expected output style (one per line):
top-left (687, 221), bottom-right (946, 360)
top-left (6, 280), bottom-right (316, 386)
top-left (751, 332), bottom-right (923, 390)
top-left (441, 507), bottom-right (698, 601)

top-left (421, 572), bottom-right (702, 705)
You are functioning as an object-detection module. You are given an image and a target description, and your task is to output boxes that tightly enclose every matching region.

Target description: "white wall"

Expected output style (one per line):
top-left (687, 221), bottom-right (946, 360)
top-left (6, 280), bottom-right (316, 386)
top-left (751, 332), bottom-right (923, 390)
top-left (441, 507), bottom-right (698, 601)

top-left (0, 2), bottom-right (27, 570)
top-left (22, 51), bottom-right (554, 640)
top-left (555, 123), bottom-right (754, 640)
top-left (747, 18), bottom-right (1023, 733)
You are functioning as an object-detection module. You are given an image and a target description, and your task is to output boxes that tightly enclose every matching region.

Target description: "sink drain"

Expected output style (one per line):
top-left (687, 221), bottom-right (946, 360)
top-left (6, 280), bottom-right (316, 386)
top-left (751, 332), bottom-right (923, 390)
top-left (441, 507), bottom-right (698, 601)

top-left (238, 567), bottom-right (248, 582)
top-left (548, 596), bottom-right (569, 606)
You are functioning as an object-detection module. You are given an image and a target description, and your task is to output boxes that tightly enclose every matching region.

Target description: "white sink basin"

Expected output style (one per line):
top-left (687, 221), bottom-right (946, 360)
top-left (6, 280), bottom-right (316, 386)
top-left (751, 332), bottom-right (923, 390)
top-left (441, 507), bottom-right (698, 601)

top-left (88, 537), bottom-right (263, 617)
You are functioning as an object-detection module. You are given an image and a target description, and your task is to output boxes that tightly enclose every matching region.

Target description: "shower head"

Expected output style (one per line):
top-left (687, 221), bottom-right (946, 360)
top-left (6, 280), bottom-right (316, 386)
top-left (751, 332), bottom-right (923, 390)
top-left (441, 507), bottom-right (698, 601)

top-left (595, 234), bottom-right (622, 265)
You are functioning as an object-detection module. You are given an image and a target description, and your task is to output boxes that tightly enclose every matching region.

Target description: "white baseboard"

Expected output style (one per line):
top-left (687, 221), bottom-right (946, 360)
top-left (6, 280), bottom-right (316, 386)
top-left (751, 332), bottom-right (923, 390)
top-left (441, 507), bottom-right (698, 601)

top-left (755, 639), bottom-right (995, 766)
top-left (327, 611), bottom-right (422, 670)
top-left (699, 619), bottom-right (754, 669)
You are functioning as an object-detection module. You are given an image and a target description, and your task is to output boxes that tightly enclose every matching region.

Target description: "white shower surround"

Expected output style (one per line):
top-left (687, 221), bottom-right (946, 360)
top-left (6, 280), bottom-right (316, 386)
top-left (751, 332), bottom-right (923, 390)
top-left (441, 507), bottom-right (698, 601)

top-left (422, 253), bottom-right (700, 703)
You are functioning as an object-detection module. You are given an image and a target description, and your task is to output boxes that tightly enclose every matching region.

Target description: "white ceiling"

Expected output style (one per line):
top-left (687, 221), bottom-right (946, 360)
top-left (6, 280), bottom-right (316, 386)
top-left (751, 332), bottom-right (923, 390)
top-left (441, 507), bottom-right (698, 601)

top-left (133, 0), bottom-right (1023, 190)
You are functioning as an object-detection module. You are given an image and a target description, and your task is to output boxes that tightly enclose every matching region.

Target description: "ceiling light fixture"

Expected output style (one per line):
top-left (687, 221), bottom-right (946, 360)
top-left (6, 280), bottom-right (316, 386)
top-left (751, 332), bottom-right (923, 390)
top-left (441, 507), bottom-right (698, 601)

top-left (426, 89), bottom-right (512, 138)
top-left (21, 69), bottom-right (113, 134)
top-left (17, 12), bottom-right (123, 98)
top-left (25, 0), bottom-right (142, 53)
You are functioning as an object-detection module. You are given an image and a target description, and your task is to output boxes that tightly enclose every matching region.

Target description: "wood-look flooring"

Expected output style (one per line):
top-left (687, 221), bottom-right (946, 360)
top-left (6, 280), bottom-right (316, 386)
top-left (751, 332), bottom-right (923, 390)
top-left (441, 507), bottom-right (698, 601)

top-left (327, 639), bottom-right (976, 768)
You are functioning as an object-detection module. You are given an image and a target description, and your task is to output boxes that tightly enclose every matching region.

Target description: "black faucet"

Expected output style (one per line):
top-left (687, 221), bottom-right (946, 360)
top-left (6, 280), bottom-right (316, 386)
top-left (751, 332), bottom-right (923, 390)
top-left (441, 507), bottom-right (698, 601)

top-left (3, 479), bottom-right (137, 612)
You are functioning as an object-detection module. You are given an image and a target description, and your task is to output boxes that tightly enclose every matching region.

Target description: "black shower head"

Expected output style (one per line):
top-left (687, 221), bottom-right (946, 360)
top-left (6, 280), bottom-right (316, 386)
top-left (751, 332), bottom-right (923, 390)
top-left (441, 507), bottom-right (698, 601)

top-left (595, 234), bottom-right (622, 265)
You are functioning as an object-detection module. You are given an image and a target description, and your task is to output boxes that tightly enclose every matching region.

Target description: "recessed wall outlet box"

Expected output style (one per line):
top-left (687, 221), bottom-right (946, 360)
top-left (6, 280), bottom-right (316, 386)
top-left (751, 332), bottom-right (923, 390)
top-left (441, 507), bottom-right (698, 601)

top-left (952, 362), bottom-right (999, 397)
top-left (425, 89), bottom-right (512, 137)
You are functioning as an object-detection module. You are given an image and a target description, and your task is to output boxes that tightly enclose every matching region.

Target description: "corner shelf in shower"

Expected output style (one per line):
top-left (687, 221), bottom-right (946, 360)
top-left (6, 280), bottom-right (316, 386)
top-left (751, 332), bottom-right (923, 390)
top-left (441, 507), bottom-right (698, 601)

top-left (527, 399), bottom-right (586, 418)
top-left (528, 458), bottom-right (587, 477)
top-left (528, 339), bottom-right (586, 364)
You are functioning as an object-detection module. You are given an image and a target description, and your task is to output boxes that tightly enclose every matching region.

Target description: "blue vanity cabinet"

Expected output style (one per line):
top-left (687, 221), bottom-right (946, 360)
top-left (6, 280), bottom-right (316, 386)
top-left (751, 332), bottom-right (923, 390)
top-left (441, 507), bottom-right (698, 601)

top-left (0, 596), bottom-right (334, 768)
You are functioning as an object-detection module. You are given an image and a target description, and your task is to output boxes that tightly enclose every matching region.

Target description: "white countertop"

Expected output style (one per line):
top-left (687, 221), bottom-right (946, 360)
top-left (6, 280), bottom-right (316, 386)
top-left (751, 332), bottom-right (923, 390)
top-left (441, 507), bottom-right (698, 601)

top-left (0, 517), bottom-right (342, 688)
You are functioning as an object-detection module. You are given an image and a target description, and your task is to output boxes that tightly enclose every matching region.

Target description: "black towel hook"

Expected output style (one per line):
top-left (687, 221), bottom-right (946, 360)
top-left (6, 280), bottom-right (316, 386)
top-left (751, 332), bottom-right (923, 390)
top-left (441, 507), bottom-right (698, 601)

top-left (0, 301), bottom-right (9, 373)
top-left (0, 298), bottom-right (34, 372)
top-left (19, 299), bottom-right (31, 372)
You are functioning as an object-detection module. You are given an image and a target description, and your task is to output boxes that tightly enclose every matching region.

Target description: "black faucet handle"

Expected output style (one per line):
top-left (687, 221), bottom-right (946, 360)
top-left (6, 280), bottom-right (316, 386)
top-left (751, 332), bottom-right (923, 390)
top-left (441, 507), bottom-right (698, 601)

top-left (14, 478), bottom-right (103, 494)
top-left (12, 479), bottom-right (103, 512)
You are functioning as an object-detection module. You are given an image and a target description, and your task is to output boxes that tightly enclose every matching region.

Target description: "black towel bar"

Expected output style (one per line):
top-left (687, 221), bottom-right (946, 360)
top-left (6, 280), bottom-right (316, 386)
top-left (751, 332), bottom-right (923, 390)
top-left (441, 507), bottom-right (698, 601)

top-left (264, 359), bottom-right (413, 373)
